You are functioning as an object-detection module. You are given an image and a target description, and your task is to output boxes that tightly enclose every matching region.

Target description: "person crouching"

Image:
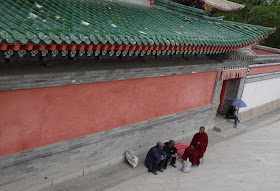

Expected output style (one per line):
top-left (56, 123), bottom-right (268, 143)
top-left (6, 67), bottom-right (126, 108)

top-left (163, 140), bottom-right (177, 169)
top-left (145, 142), bottom-right (167, 175)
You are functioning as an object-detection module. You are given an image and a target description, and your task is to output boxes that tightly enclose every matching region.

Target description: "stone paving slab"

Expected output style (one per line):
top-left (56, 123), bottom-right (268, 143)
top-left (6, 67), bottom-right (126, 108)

top-left (215, 123), bottom-right (247, 138)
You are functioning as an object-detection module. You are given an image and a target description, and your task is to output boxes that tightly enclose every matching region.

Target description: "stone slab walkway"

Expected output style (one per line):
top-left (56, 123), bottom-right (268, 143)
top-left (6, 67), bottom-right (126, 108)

top-left (105, 116), bottom-right (280, 191)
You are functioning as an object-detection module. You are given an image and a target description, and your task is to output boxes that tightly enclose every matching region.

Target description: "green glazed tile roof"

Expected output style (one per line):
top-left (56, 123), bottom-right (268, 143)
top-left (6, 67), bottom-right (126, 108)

top-left (0, 0), bottom-right (270, 49)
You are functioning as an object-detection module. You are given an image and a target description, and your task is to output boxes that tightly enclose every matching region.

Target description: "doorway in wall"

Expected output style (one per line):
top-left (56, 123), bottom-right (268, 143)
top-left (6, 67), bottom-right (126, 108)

top-left (217, 78), bottom-right (241, 115)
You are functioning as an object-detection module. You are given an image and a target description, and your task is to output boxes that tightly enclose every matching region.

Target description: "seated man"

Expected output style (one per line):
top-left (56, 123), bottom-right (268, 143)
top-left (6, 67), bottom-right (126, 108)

top-left (145, 142), bottom-right (167, 175)
top-left (182, 126), bottom-right (208, 166)
top-left (163, 140), bottom-right (178, 169)
top-left (226, 105), bottom-right (240, 128)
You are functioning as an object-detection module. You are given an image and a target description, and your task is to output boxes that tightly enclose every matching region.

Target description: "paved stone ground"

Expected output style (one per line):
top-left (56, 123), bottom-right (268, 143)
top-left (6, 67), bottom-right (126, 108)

top-left (105, 118), bottom-right (280, 191)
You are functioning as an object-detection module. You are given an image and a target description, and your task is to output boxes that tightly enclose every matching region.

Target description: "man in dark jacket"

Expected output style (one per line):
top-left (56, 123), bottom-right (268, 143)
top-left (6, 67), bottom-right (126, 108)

top-left (163, 140), bottom-right (177, 169)
top-left (145, 142), bottom-right (167, 175)
top-left (226, 106), bottom-right (240, 128)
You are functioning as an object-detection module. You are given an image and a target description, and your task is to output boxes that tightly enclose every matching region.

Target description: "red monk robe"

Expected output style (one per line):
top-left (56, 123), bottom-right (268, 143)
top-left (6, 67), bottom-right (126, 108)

top-left (182, 128), bottom-right (208, 166)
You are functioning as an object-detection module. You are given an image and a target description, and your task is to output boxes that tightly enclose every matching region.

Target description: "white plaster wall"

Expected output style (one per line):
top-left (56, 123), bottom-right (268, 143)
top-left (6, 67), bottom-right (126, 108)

top-left (240, 77), bottom-right (280, 112)
top-left (118, 0), bottom-right (151, 6)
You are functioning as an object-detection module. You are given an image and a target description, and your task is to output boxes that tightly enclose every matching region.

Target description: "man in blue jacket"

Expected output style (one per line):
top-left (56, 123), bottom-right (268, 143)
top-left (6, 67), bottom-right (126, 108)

top-left (145, 142), bottom-right (167, 175)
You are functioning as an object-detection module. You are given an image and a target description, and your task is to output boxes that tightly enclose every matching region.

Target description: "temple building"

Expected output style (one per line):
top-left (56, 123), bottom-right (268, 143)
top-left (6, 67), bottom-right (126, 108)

top-left (0, 0), bottom-right (279, 190)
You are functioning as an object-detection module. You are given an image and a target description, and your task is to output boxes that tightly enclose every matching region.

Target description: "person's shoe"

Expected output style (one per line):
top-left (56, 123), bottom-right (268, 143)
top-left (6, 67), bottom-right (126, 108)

top-left (234, 124), bottom-right (239, 129)
top-left (152, 171), bottom-right (157, 175)
top-left (163, 167), bottom-right (166, 170)
top-left (158, 168), bottom-right (164, 172)
top-left (170, 164), bottom-right (177, 168)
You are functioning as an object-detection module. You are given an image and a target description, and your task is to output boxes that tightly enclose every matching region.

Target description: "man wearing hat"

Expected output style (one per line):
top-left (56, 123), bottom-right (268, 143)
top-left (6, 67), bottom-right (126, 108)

top-left (144, 142), bottom-right (167, 175)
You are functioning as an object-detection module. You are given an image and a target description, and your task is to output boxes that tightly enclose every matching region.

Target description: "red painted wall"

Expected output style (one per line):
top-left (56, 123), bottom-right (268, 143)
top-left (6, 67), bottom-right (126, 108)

top-left (0, 71), bottom-right (217, 156)
top-left (249, 65), bottom-right (280, 75)
top-left (251, 48), bottom-right (280, 55)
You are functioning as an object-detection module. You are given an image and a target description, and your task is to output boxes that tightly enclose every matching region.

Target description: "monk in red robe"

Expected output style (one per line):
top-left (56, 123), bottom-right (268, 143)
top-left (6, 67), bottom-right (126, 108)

top-left (182, 126), bottom-right (208, 166)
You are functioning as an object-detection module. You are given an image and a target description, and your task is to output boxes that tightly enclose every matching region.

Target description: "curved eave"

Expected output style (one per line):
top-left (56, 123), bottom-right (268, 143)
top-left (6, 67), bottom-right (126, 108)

top-left (0, 35), bottom-right (269, 58)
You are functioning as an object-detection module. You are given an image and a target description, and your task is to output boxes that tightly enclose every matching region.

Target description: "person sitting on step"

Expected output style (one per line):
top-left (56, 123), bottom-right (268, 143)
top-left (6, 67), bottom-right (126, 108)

top-left (144, 142), bottom-right (167, 175)
top-left (226, 105), bottom-right (240, 128)
top-left (163, 140), bottom-right (178, 169)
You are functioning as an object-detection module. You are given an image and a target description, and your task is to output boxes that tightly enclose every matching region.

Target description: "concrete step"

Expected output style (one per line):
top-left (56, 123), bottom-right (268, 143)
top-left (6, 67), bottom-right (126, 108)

top-left (213, 123), bottom-right (247, 139)
top-left (207, 130), bottom-right (224, 146)
top-left (212, 115), bottom-right (228, 125)
top-left (221, 124), bottom-right (247, 139)
top-left (214, 119), bottom-right (239, 132)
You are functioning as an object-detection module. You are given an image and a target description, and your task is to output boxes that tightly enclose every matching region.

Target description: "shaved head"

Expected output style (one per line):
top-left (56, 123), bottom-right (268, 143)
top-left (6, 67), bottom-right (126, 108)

top-left (199, 126), bottom-right (205, 134)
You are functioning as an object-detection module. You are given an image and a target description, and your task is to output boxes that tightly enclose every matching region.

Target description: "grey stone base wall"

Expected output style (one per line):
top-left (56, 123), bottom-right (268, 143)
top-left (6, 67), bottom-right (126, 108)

top-left (239, 98), bottom-right (280, 122)
top-left (0, 104), bottom-right (216, 191)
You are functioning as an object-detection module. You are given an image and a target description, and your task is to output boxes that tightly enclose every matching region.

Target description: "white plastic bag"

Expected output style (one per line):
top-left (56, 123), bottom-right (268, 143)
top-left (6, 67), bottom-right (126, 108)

top-left (181, 159), bottom-right (192, 173)
top-left (125, 150), bottom-right (139, 168)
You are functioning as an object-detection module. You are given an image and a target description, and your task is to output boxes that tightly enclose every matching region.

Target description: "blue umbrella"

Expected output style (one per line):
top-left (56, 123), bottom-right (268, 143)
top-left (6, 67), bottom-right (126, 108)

top-left (231, 99), bottom-right (247, 108)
